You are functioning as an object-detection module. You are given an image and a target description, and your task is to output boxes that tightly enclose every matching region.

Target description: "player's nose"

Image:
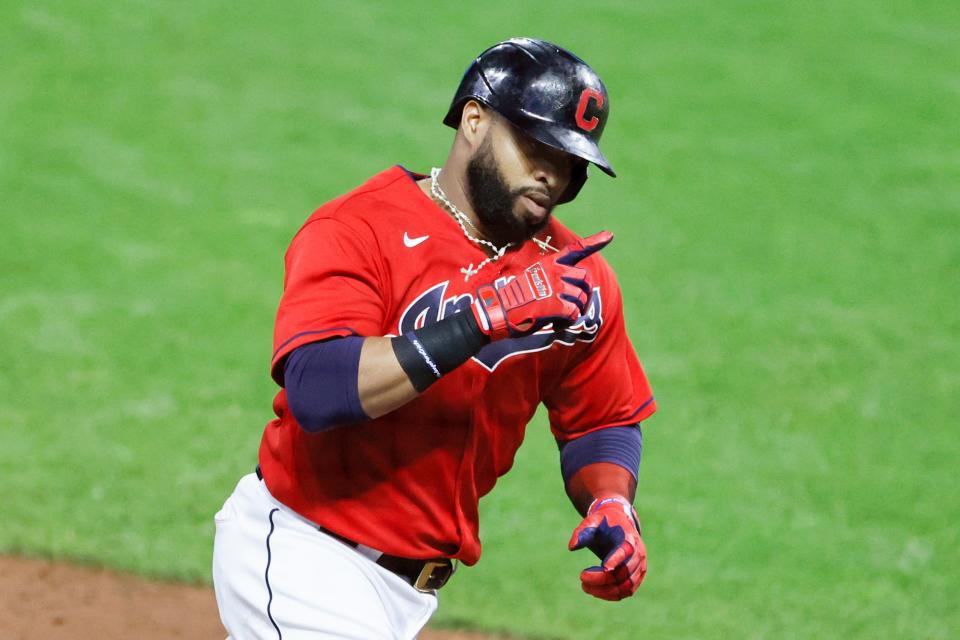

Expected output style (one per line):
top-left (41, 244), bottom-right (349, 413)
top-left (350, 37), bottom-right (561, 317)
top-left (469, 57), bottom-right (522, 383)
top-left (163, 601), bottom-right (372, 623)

top-left (530, 150), bottom-right (572, 200)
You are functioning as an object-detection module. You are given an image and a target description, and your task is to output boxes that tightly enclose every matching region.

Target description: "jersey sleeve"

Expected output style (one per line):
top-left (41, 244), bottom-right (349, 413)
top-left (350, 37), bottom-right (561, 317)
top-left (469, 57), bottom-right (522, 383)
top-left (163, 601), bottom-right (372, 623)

top-left (270, 215), bottom-right (387, 385)
top-left (543, 261), bottom-right (656, 442)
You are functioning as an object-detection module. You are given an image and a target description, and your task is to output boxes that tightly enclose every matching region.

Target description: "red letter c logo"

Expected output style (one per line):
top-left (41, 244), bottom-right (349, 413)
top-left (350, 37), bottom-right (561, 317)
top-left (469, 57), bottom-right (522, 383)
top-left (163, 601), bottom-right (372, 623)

top-left (575, 88), bottom-right (604, 132)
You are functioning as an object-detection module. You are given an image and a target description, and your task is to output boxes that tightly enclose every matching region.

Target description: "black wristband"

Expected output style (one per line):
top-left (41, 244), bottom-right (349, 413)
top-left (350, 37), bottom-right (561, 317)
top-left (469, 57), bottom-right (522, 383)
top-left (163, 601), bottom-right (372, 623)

top-left (391, 311), bottom-right (489, 392)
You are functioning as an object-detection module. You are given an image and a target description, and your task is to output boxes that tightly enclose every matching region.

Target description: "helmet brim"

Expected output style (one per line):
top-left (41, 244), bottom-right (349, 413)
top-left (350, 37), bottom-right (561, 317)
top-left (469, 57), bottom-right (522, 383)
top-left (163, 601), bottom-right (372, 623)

top-left (508, 111), bottom-right (616, 178)
top-left (445, 97), bottom-right (616, 178)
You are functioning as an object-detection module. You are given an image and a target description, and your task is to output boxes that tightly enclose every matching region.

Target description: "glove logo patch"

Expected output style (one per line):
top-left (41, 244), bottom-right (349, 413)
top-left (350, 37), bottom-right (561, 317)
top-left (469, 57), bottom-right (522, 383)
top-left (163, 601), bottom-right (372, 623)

top-left (525, 263), bottom-right (552, 299)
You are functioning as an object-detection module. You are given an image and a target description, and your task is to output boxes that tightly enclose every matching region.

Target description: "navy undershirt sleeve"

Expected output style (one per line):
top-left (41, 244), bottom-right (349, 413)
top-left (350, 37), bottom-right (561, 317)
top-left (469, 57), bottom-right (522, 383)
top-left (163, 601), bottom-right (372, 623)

top-left (284, 337), bottom-right (368, 433)
top-left (559, 424), bottom-right (643, 484)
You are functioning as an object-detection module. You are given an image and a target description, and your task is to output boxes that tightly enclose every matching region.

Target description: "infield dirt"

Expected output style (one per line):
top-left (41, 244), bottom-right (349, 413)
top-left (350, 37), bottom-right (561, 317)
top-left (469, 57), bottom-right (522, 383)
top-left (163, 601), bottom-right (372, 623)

top-left (0, 555), bottom-right (509, 639)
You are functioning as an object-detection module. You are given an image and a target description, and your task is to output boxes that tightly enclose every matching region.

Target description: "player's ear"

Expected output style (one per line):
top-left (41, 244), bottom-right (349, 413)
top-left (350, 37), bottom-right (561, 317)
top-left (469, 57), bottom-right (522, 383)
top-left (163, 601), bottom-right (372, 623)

top-left (460, 100), bottom-right (489, 149)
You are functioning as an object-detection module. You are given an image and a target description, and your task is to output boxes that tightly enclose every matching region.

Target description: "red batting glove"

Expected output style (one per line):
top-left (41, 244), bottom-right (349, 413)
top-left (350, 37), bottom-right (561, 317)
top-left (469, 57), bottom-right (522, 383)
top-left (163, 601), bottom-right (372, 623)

top-left (568, 495), bottom-right (647, 601)
top-left (471, 231), bottom-right (613, 341)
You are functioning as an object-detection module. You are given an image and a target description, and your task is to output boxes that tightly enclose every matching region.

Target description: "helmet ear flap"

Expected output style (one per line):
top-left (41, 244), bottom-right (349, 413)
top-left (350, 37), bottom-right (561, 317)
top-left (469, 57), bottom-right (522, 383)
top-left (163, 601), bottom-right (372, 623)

top-left (557, 163), bottom-right (588, 204)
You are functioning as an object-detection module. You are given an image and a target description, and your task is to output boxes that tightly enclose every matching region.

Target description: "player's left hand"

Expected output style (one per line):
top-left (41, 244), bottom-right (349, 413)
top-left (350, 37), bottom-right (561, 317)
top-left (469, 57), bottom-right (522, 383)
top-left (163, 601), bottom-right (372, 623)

top-left (567, 495), bottom-right (646, 601)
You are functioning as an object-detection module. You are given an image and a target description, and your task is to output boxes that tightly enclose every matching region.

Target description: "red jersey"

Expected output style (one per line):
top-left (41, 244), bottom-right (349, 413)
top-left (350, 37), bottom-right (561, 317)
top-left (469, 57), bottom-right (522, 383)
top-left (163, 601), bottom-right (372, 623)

top-left (258, 166), bottom-right (655, 565)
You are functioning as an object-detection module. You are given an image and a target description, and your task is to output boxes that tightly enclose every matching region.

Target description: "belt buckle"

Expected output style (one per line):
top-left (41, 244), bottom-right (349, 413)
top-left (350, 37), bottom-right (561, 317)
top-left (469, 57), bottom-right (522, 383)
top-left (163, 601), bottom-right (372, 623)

top-left (413, 559), bottom-right (456, 593)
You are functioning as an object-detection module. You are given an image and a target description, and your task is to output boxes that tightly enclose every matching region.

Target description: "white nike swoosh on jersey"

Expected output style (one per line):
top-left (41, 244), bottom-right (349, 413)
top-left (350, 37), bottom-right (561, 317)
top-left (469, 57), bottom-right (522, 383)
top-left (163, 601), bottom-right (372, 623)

top-left (403, 232), bottom-right (429, 248)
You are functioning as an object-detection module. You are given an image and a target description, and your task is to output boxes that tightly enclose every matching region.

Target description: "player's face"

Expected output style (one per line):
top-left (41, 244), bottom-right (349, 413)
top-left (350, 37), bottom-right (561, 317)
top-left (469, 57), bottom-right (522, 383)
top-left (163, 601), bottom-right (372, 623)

top-left (465, 118), bottom-right (578, 245)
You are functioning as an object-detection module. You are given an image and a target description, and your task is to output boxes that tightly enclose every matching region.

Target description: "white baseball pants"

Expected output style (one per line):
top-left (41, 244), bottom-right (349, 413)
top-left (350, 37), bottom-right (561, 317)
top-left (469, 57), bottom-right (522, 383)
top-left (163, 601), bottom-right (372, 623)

top-left (212, 473), bottom-right (438, 639)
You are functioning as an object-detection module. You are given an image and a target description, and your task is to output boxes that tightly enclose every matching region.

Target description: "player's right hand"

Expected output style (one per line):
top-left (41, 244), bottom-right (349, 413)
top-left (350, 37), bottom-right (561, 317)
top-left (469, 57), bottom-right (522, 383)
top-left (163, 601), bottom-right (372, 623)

top-left (471, 231), bottom-right (613, 341)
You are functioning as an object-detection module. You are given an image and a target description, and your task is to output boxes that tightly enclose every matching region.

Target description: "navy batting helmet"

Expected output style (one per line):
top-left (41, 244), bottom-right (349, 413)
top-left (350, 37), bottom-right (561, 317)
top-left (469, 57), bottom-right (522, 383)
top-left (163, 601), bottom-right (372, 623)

top-left (444, 37), bottom-right (614, 203)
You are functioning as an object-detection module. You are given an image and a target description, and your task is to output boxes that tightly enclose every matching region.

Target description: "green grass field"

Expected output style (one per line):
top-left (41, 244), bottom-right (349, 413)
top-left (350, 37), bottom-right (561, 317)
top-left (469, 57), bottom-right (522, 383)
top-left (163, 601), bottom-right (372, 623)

top-left (2, 1), bottom-right (957, 638)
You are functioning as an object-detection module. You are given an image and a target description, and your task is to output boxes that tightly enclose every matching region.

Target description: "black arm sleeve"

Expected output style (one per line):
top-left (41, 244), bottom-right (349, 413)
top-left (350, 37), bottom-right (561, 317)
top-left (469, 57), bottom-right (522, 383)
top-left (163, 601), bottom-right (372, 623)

top-left (391, 311), bottom-right (489, 392)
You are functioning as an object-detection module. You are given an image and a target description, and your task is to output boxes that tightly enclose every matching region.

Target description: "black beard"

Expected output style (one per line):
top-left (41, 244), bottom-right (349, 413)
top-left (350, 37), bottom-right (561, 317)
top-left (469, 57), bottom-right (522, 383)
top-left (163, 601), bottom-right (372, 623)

top-left (465, 136), bottom-right (550, 245)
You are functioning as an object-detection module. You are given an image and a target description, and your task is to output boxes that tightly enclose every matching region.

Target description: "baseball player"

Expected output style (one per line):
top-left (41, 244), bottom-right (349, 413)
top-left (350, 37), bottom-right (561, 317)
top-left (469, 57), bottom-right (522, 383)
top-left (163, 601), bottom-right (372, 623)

top-left (212, 37), bottom-right (656, 639)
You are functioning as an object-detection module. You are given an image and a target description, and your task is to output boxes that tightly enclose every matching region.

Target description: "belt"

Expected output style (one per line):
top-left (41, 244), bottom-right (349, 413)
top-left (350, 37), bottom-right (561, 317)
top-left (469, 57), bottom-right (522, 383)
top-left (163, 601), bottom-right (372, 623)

top-left (318, 526), bottom-right (456, 592)
top-left (255, 466), bottom-right (456, 592)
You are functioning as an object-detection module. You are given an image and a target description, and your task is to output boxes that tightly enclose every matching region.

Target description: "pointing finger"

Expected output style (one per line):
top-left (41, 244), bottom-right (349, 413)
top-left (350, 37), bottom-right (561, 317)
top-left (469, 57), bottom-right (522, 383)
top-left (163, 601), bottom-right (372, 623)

top-left (556, 231), bottom-right (614, 266)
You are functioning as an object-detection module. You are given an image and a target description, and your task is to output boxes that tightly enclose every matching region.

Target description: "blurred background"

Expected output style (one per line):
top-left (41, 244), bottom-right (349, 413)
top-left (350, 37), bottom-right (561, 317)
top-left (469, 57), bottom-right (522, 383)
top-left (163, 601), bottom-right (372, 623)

top-left (1, 1), bottom-right (957, 638)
